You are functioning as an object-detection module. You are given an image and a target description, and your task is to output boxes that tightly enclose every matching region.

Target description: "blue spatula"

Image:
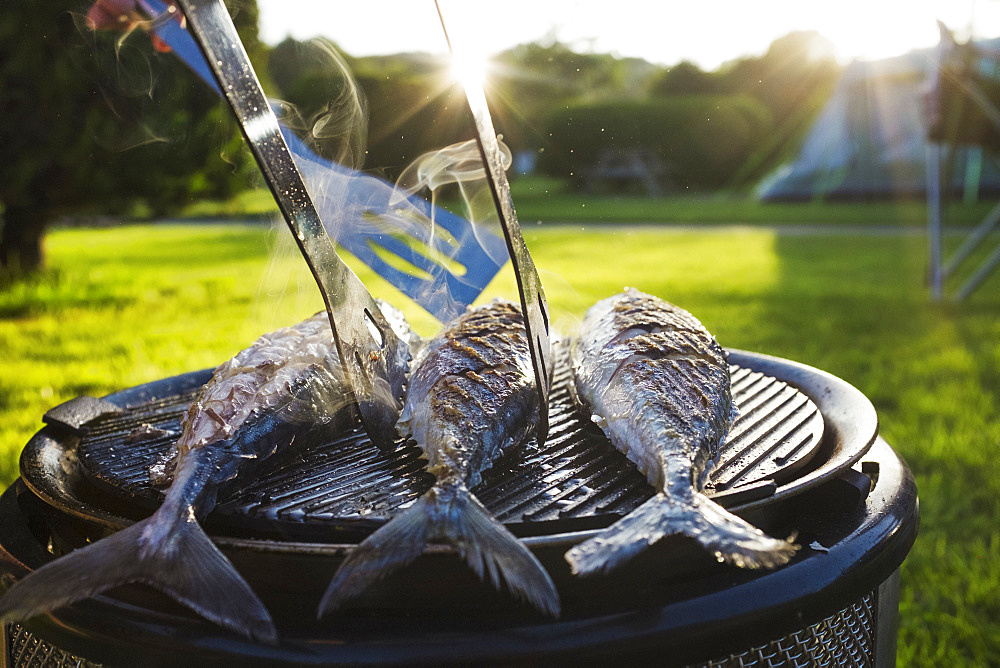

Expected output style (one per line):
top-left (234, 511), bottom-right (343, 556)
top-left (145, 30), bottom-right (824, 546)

top-left (138, 0), bottom-right (508, 323)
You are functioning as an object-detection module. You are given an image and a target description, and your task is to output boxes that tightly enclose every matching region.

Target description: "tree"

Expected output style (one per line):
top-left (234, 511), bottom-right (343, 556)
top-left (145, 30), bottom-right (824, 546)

top-left (719, 31), bottom-right (839, 124)
top-left (268, 38), bottom-right (462, 175)
top-left (537, 97), bottom-right (774, 191)
top-left (491, 41), bottom-right (643, 153)
top-left (648, 61), bottom-right (724, 96)
top-left (0, 1), bottom-right (260, 278)
top-left (715, 31), bottom-right (841, 186)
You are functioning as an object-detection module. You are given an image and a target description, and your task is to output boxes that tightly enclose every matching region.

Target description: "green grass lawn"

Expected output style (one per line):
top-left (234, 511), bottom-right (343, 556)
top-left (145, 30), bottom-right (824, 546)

top-left (1, 220), bottom-right (998, 664)
top-left (507, 175), bottom-right (1000, 227)
top-left (178, 177), bottom-right (1000, 228)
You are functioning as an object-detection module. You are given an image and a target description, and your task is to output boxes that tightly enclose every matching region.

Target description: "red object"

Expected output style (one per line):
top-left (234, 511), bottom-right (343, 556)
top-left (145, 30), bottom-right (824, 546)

top-left (85, 0), bottom-right (179, 53)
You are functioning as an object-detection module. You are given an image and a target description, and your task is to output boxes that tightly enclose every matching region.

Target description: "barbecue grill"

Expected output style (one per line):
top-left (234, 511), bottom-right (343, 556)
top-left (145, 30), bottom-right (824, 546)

top-left (0, 347), bottom-right (917, 666)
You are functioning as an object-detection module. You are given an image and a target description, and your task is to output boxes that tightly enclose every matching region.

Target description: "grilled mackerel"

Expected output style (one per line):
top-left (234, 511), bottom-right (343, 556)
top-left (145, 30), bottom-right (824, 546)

top-left (564, 289), bottom-right (797, 575)
top-left (319, 300), bottom-right (560, 618)
top-left (0, 304), bottom-right (413, 643)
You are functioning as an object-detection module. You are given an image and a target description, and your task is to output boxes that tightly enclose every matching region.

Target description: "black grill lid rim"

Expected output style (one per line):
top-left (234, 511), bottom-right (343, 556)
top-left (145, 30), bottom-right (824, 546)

top-left (18, 349), bottom-right (875, 553)
top-left (722, 349), bottom-right (877, 511)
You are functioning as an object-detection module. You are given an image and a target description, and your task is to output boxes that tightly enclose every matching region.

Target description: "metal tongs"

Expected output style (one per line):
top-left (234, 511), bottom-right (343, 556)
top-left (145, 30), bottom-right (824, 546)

top-left (436, 3), bottom-right (552, 443)
top-left (175, 0), bottom-right (407, 448)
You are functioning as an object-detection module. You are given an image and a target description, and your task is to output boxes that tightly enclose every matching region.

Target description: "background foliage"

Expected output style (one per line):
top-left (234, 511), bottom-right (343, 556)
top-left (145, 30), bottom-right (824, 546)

top-left (0, 0), bottom-right (262, 276)
top-left (0, 2), bottom-right (840, 277)
top-left (537, 96), bottom-right (774, 190)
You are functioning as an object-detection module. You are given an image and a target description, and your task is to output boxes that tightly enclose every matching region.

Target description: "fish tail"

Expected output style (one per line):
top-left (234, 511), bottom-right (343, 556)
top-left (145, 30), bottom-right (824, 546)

top-left (0, 514), bottom-right (277, 644)
top-left (318, 486), bottom-right (560, 618)
top-left (565, 492), bottom-right (798, 576)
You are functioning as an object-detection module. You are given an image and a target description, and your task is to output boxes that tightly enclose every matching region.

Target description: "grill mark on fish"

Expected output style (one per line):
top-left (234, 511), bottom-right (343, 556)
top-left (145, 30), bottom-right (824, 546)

top-left (605, 346), bottom-right (723, 390)
top-left (318, 301), bottom-right (559, 618)
top-left (564, 289), bottom-right (797, 575)
top-left (0, 303), bottom-right (415, 643)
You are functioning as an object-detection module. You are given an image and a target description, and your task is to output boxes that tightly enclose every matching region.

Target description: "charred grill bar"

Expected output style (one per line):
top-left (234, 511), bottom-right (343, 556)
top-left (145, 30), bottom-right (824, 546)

top-left (0, 349), bottom-right (917, 666)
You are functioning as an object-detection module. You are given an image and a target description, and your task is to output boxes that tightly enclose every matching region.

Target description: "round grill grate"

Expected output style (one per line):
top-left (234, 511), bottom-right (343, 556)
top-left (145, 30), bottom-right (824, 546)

top-left (73, 346), bottom-right (823, 539)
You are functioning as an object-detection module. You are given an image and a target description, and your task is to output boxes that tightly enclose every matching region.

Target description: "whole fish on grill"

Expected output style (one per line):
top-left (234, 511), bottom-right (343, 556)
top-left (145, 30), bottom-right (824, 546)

top-left (564, 289), bottom-right (797, 575)
top-left (318, 300), bottom-right (560, 618)
top-left (0, 303), bottom-right (414, 644)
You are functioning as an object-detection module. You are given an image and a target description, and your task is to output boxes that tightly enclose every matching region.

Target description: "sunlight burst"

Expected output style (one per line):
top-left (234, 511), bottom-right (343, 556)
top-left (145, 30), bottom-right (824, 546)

top-left (450, 48), bottom-right (490, 92)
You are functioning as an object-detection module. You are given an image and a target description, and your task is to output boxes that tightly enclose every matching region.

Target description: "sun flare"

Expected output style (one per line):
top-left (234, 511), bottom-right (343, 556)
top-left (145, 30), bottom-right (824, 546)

top-left (436, 0), bottom-right (496, 90)
top-left (762, 1), bottom-right (962, 62)
top-left (450, 49), bottom-right (490, 92)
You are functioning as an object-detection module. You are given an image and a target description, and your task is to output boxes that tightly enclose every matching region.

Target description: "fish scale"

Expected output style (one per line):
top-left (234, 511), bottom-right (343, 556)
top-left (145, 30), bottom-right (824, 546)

top-left (564, 289), bottom-right (800, 575)
top-left (0, 306), bottom-right (385, 644)
top-left (318, 301), bottom-right (560, 618)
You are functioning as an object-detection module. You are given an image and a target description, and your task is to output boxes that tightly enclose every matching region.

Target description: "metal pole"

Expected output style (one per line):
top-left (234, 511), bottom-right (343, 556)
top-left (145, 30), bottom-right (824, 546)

top-left (955, 241), bottom-right (1000, 300)
top-left (927, 142), bottom-right (944, 301)
top-left (942, 199), bottom-right (1000, 277)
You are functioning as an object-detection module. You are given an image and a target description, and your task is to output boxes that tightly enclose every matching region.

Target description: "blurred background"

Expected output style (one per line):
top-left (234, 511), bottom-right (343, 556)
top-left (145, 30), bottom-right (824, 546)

top-left (2, 1), bottom-right (999, 663)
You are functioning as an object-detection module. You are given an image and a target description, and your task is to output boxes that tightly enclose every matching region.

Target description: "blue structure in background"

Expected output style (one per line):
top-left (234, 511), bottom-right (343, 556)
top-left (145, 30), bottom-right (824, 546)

top-left (757, 39), bottom-right (1000, 202)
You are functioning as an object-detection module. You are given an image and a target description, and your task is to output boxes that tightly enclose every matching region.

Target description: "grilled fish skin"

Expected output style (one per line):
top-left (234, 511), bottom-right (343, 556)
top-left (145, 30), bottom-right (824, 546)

top-left (564, 289), bottom-right (797, 575)
top-left (318, 300), bottom-right (560, 618)
top-left (0, 304), bottom-right (413, 644)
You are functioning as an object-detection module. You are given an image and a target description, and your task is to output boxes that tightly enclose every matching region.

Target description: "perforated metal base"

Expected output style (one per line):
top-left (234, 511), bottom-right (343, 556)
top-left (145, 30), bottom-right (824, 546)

top-left (4, 573), bottom-right (898, 667)
top-left (5, 622), bottom-right (100, 668)
top-left (693, 595), bottom-right (876, 667)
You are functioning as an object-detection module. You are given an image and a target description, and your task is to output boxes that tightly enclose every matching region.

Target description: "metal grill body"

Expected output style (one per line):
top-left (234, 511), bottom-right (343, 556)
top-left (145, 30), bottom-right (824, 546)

top-left (0, 350), bottom-right (916, 666)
